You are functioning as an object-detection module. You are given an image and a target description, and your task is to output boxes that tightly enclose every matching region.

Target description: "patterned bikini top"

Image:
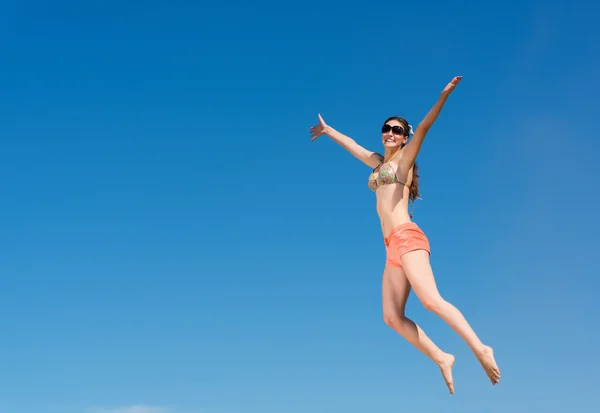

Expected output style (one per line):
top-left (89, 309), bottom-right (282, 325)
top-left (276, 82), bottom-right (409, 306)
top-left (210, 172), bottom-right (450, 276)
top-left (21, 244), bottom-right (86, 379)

top-left (368, 161), bottom-right (406, 192)
top-left (368, 161), bottom-right (419, 217)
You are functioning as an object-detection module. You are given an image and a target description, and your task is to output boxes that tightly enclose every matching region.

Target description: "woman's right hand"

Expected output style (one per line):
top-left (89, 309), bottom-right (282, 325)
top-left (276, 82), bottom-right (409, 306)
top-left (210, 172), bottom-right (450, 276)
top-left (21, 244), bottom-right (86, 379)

top-left (310, 114), bottom-right (329, 141)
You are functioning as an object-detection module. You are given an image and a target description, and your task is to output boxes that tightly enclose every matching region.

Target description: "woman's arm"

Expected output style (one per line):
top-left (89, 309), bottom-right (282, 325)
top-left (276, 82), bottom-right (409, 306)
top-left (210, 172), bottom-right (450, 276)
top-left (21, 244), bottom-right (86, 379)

top-left (311, 114), bottom-right (383, 169)
top-left (402, 76), bottom-right (462, 166)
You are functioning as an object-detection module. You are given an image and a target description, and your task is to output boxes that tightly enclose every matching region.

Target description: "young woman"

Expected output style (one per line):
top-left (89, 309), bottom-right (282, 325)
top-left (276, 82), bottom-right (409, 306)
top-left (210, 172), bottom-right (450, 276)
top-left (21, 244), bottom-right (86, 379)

top-left (309, 76), bottom-right (500, 394)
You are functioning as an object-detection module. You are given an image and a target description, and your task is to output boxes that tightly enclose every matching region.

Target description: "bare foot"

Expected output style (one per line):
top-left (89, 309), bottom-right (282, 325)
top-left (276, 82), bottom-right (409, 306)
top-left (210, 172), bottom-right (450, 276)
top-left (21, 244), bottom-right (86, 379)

top-left (476, 346), bottom-right (500, 385)
top-left (438, 353), bottom-right (455, 394)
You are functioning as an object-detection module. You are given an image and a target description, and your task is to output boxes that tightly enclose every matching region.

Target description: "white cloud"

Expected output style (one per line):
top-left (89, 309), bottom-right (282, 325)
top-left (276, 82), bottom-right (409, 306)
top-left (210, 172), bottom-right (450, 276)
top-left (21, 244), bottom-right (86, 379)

top-left (87, 406), bottom-right (172, 413)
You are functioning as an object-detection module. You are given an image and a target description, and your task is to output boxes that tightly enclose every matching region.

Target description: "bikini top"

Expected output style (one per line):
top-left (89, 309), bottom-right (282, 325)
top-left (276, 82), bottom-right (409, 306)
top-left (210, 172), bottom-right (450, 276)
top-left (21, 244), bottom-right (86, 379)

top-left (368, 160), bottom-right (418, 217)
top-left (368, 161), bottom-right (406, 192)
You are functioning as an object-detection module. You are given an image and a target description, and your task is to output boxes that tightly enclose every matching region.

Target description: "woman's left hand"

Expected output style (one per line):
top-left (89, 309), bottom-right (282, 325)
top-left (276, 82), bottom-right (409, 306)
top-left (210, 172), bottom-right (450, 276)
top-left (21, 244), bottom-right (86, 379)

top-left (442, 76), bottom-right (462, 95)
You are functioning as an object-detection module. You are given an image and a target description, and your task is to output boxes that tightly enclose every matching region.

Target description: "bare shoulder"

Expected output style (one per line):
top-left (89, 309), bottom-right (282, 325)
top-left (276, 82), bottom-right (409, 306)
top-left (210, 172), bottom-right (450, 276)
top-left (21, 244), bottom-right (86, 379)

top-left (366, 152), bottom-right (384, 169)
top-left (395, 149), bottom-right (415, 176)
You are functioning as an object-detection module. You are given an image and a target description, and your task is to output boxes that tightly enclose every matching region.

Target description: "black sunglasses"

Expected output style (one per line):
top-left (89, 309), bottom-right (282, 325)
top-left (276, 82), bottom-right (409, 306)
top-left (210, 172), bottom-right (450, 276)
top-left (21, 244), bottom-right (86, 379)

top-left (381, 124), bottom-right (406, 135)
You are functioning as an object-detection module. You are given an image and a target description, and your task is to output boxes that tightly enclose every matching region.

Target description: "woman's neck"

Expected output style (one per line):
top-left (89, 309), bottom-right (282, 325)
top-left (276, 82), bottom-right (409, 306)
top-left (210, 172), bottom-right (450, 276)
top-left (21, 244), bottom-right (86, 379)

top-left (383, 147), bottom-right (401, 162)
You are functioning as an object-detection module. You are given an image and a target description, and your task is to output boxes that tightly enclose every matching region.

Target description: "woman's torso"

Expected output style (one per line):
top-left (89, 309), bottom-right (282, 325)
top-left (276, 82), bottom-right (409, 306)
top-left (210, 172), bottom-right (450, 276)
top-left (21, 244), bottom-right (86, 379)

top-left (368, 151), bottom-right (414, 237)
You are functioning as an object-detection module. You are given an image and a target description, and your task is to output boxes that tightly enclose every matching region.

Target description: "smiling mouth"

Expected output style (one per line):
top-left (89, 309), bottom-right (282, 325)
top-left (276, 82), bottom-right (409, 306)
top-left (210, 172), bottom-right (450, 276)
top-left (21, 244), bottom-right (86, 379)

top-left (385, 138), bottom-right (395, 143)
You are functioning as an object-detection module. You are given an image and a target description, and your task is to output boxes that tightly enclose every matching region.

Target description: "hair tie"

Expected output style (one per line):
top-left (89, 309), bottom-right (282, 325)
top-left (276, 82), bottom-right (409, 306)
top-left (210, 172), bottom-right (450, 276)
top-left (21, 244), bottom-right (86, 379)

top-left (408, 125), bottom-right (415, 135)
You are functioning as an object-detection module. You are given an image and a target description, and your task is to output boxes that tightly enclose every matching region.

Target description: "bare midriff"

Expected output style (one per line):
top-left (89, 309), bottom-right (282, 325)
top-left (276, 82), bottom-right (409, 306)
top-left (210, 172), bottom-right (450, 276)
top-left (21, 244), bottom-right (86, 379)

top-left (376, 182), bottom-right (413, 238)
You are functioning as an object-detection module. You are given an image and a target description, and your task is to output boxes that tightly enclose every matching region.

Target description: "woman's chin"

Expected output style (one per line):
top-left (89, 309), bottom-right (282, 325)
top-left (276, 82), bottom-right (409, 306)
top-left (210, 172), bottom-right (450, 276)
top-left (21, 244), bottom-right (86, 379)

top-left (383, 142), bottom-right (401, 149)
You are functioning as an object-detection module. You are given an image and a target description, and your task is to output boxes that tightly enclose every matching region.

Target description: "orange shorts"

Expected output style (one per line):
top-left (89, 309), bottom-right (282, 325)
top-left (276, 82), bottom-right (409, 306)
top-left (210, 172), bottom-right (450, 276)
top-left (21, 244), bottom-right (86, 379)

top-left (383, 222), bottom-right (430, 268)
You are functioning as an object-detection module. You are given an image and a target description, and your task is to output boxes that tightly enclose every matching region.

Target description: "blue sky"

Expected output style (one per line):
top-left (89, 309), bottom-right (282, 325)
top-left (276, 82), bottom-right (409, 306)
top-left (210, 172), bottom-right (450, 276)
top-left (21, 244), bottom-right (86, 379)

top-left (1, 0), bottom-right (599, 412)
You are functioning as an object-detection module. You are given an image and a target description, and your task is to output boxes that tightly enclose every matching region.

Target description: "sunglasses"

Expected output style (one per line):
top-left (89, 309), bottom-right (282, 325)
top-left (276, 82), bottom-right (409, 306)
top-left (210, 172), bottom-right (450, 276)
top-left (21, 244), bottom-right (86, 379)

top-left (381, 124), bottom-right (406, 135)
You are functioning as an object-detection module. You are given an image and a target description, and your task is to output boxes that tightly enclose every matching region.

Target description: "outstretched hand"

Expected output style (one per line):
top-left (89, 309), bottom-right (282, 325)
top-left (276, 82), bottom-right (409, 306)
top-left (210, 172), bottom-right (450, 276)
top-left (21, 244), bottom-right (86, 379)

top-left (442, 76), bottom-right (462, 95)
top-left (310, 114), bottom-right (328, 141)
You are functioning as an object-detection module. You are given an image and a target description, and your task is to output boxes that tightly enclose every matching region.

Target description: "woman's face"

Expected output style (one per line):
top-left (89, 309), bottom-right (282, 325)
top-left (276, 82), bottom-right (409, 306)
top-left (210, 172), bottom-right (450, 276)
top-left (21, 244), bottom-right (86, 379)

top-left (381, 119), bottom-right (408, 149)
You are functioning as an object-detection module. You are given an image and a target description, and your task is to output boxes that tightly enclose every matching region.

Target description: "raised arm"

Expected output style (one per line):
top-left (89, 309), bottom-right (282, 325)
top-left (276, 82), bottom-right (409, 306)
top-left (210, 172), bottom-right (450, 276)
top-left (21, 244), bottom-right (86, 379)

top-left (402, 76), bottom-right (462, 166)
top-left (310, 114), bottom-right (383, 169)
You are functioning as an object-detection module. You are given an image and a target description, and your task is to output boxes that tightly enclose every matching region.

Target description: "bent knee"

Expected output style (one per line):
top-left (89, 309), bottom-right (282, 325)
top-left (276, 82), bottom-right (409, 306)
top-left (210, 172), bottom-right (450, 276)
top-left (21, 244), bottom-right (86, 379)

top-left (383, 313), bottom-right (406, 330)
top-left (421, 296), bottom-right (446, 314)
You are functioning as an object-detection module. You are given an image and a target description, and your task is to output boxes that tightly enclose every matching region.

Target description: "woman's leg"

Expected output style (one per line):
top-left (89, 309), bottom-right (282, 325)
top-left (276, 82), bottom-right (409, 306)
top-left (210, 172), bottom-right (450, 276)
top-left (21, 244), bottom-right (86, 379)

top-left (382, 264), bottom-right (456, 393)
top-left (400, 249), bottom-right (501, 385)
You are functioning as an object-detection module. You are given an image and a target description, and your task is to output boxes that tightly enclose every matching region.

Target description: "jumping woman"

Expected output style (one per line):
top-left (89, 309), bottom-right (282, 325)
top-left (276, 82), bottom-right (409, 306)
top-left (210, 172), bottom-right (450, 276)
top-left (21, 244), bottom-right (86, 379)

top-left (309, 76), bottom-right (500, 394)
